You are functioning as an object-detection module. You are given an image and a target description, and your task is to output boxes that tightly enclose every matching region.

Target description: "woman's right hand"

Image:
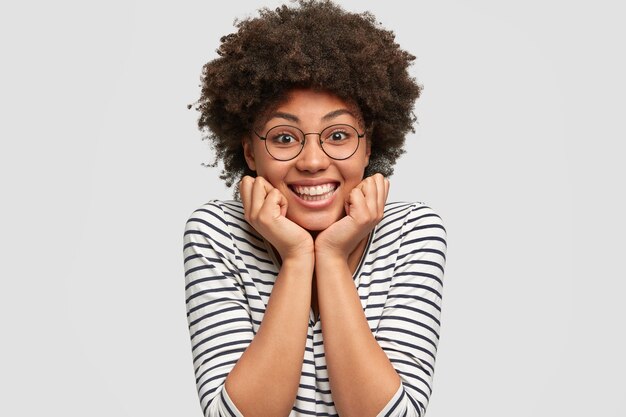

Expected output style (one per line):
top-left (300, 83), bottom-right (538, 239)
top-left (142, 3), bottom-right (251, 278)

top-left (240, 175), bottom-right (314, 262)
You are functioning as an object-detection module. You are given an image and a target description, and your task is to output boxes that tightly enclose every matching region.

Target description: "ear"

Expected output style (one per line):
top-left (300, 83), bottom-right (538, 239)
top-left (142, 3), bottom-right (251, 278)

top-left (364, 140), bottom-right (371, 167)
top-left (242, 137), bottom-right (257, 171)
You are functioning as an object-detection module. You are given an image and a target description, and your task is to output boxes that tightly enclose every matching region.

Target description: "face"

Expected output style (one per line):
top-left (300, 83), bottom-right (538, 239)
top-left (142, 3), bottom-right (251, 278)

top-left (243, 89), bottom-right (371, 231)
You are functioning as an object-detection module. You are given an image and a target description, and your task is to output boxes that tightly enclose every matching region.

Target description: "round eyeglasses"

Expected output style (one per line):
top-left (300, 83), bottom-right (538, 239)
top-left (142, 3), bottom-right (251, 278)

top-left (254, 124), bottom-right (366, 161)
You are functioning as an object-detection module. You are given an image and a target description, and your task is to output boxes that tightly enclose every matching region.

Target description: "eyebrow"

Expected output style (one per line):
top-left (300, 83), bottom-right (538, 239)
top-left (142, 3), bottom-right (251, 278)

top-left (321, 109), bottom-right (357, 122)
top-left (268, 112), bottom-right (300, 123)
top-left (266, 109), bottom-right (357, 124)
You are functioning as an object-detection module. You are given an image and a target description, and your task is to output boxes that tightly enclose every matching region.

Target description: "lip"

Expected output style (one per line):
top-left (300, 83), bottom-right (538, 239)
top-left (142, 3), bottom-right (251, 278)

top-left (287, 182), bottom-right (339, 209)
top-left (287, 178), bottom-right (340, 187)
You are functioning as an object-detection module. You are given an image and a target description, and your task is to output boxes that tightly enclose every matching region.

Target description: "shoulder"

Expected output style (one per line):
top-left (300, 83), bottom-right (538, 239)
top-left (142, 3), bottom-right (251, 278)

top-left (377, 202), bottom-right (447, 280)
top-left (184, 200), bottom-right (244, 233)
top-left (183, 200), bottom-right (246, 245)
top-left (380, 201), bottom-right (446, 233)
top-left (184, 200), bottom-right (263, 251)
top-left (373, 202), bottom-right (447, 256)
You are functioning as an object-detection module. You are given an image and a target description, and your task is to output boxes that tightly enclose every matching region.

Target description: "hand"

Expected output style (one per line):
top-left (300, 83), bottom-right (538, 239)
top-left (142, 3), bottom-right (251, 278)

top-left (240, 176), bottom-right (314, 262)
top-left (315, 174), bottom-right (390, 260)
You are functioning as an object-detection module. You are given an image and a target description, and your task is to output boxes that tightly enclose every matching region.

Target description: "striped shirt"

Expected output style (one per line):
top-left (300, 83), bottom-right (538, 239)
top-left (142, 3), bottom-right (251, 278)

top-left (183, 200), bottom-right (447, 417)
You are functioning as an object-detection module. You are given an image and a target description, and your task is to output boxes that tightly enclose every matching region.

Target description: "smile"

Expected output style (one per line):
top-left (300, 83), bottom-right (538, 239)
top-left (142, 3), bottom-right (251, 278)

top-left (289, 183), bottom-right (338, 201)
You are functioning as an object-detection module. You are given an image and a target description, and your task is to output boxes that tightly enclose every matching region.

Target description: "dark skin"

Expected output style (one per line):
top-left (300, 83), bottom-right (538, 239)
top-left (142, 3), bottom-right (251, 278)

top-left (229, 89), bottom-right (400, 417)
top-left (313, 234), bottom-right (369, 319)
top-left (195, 1), bottom-right (421, 192)
top-left (273, 231), bottom-right (370, 321)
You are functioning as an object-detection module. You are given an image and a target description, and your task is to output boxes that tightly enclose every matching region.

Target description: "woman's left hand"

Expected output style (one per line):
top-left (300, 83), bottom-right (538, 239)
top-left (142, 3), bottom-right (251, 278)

top-left (314, 173), bottom-right (389, 260)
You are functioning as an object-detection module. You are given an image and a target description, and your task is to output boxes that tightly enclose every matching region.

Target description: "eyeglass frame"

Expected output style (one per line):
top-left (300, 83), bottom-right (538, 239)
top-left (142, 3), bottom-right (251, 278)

top-left (253, 123), bottom-right (366, 161)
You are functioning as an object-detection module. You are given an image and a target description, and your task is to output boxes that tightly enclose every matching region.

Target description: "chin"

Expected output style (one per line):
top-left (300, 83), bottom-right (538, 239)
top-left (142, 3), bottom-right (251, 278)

top-left (303, 222), bottom-right (331, 232)
top-left (289, 211), bottom-right (342, 232)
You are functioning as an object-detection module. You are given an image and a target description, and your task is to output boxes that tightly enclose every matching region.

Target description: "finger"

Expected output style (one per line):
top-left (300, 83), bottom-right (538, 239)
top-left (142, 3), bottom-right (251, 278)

top-left (372, 174), bottom-right (386, 216)
top-left (261, 188), bottom-right (288, 219)
top-left (240, 176), bottom-right (254, 219)
top-left (346, 185), bottom-right (368, 221)
top-left (384, 178), bottom-right (390, 205)
top-left (250, 176), bottom-right (273, 216)
top-left (346, 181), bottom-right (364, 216)
top-left (360, 176), bottom-right (379, 217)
top-left (278, 187), bottom-right (289, 217)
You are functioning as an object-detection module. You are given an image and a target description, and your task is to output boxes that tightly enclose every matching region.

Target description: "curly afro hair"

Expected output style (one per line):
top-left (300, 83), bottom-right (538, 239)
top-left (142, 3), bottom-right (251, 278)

top-left (193, 0), bottom-right (421, 192)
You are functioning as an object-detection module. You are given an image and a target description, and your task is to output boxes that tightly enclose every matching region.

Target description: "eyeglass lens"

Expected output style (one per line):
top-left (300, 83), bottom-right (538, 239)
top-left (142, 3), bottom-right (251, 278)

top-left (264, 124), bottom-right (360, 160)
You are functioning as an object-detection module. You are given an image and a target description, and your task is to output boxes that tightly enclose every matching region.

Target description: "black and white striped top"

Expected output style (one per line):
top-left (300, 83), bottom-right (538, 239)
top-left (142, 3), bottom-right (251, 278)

top-left (183, 200), bottom-right (447, 417)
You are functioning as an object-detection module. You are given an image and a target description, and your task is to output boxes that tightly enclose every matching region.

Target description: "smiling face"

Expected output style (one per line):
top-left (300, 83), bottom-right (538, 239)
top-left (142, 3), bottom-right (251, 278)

top-left (243, 89), bottom-right (371, 231)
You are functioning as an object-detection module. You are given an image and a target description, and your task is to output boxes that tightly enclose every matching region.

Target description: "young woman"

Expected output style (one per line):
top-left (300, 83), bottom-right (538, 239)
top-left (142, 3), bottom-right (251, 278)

top-left (183, 2), bottom-right (447, 416)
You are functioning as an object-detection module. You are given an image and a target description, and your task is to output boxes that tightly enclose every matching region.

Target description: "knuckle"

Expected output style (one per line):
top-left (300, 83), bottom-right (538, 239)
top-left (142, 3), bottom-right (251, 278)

top-left (258, 212), bottom-right (271, 225)
top-left (360, 218), bottom-right (373, 228)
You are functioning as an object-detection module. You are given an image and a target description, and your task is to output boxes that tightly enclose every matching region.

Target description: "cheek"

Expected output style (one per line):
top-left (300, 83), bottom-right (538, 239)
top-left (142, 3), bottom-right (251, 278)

top-left (256, 163), bottom-right (291, 188)
top-left (341, 160), bottom-right (368, 184)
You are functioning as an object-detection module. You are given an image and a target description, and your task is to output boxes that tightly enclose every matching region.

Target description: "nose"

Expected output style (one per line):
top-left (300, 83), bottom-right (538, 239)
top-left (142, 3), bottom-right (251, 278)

top-left (295, 134), bottom-right (330, 172)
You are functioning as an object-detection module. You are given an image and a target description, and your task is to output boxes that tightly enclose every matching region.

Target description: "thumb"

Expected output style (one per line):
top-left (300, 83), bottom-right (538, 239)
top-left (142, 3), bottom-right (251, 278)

top-left (279, 193), bottom-right (288, 217)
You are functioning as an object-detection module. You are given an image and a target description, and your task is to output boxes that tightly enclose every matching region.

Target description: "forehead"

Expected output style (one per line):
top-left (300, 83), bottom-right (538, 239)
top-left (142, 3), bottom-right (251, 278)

top-left (256, 88), bottom-right (363, 127)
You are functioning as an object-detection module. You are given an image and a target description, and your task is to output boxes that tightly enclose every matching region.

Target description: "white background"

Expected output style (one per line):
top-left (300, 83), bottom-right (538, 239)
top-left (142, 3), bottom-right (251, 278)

top-left (1, 0), bottom-right (624, 416)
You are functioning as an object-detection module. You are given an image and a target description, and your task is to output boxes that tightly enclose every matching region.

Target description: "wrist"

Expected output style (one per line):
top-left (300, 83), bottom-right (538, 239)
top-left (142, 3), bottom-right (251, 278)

top-left (314, 250), bottom-right (348, 267)
top-left (274, 236), bottom-right (315, 264)
top-left (314, 240), bottom-right (349, 262)
top-left (281, 250), bottom-right (315, 269)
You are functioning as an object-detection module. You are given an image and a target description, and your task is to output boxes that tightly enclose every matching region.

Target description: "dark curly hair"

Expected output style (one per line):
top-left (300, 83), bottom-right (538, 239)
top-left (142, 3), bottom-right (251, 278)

top-left (192, 0), bottom-right (421, 192)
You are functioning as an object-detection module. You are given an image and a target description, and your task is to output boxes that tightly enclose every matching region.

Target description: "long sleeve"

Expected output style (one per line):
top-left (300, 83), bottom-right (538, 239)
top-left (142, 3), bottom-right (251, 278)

top-left (374, 204), bottom-right (447, 417)
top-left (183, 201), bottom-right (446, 417)
top-left (183, 202), bottom-right (251, 417)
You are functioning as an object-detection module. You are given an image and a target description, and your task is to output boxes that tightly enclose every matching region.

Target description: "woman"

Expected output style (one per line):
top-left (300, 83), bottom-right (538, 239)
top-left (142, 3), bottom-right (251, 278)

top-left (183, 1), bottom-right (447, 416)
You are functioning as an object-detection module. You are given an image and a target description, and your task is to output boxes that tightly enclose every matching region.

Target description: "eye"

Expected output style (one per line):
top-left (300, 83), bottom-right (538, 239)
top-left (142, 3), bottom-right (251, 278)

top-left (329, 131), bottom-right (348, 141)
top-left (272, 133), bottom-right (298, 145)
top-left (324, 127), bottom-right (354, 143)
top-left (266, 126), bottom-right (302, 147)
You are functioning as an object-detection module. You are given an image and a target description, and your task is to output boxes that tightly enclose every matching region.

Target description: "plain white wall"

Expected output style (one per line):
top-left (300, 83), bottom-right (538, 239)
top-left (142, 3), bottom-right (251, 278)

top-left (1, 0), bottom-right (624, 416)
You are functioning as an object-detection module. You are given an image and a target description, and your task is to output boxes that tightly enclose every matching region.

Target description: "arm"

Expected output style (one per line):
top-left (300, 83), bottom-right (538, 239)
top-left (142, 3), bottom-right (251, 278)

top-left (316, 204), bottom-right (446, 417)
top-left (314, 174), bottom-right (398, 416)
top-left (184, 199), bottom-right (314, 417)
top-left (228, 176), bottom-right (316, 417)
top-left (373, 204), bottom-right (447, 416)
top-left (184, 203), bottom-right (252, 417)
top-left (315, 256), bottom-right (402, 417)
top-left (225, 256), bottom-right (313, 417)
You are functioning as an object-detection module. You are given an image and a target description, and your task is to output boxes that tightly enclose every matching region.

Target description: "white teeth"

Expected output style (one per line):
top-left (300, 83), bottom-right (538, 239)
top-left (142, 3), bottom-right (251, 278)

top-left (293, 183), bottom-right (336, 196)
top-left (291, 183), bottom-right (337, 201)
